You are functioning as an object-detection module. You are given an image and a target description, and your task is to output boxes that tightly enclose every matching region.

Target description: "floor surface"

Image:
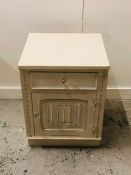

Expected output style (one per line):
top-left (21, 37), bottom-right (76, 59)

top-left (0, 100), bottom-right (131, 175)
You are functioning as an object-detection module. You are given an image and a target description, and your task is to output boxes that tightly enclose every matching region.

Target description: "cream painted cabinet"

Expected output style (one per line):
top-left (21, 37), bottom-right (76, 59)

top-left (18, 33), bottom-right (110, 146)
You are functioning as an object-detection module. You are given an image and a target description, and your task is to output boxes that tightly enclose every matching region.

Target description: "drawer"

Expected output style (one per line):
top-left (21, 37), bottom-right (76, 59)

top-left (30, 72), bottom-right (98, 90)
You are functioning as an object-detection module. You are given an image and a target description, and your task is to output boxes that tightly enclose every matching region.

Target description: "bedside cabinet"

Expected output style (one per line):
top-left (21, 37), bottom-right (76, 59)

top-left (18, 33), bottom-right (110, 146)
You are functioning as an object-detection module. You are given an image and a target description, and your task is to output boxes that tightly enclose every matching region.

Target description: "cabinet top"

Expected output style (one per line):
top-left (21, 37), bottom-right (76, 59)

top-left (18, 33), bottom-right (110, 70)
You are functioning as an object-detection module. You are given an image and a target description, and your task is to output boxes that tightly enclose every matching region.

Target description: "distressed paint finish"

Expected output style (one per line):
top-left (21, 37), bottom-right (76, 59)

top-left (18, 33), bottom-right (110, 146)
top-left (40, 100), bottom-right (84, 128)
top-left (20, 70), bottom-right (34, 136)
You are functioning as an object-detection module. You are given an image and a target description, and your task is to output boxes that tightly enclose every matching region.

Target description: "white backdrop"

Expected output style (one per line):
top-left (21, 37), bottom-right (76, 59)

top-left (0, 0), bottom-right (131, 98)
top-left (84, 0), bottom-right (131, 88)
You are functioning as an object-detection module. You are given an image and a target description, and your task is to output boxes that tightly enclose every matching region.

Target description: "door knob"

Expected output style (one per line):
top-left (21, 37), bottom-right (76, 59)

top-left (34, 112), bottom-right (39, 117)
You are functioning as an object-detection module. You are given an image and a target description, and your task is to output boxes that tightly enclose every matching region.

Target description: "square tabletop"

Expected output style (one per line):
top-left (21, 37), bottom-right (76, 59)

top-left (18, 33), bottom-right (110, 70)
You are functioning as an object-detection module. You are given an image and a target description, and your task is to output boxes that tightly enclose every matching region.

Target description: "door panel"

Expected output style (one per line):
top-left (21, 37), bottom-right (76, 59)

top-left (40, 99), bottom-right (87, 129)
top-left (32, 93), bottom-right (98, 137)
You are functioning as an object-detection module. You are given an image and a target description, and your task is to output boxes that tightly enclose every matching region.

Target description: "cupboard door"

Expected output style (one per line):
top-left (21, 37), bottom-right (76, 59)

top-left (32, 93), bottom-right (99, 137)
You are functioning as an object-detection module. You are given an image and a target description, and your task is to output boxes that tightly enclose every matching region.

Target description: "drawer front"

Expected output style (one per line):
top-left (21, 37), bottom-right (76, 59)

top-left (32, 93), bottom-right (99, 137)
top-left (30, 72), bottom-right (97, 90)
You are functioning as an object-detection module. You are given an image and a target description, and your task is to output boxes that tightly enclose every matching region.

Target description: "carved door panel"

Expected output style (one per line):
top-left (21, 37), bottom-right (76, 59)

top-left (32, 93), bottom-right (98, 137)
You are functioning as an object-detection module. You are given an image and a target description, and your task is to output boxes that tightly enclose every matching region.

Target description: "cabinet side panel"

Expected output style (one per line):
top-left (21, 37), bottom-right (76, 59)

top-left (96, 70), bottom-right (108, 137)
top-left (20, 70), bottom-right (34, 136)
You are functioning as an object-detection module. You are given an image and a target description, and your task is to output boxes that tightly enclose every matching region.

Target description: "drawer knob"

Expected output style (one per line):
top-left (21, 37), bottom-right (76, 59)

top-left (61, 78), bottom-right (66, 84)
